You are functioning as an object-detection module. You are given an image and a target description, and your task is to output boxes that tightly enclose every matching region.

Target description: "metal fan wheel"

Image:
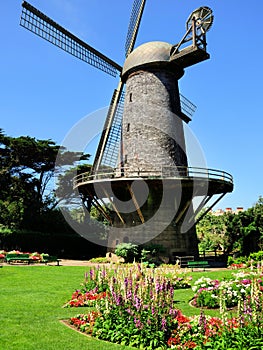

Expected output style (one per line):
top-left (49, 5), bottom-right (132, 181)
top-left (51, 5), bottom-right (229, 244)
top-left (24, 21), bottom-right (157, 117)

top-left (186, 6), bottom-right (214, 33)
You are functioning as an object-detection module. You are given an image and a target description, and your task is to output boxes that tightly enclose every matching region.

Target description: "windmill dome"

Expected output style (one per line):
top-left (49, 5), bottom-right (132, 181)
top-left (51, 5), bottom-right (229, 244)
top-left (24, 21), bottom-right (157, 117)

top-left (122, 41), bottom-right (176, 79)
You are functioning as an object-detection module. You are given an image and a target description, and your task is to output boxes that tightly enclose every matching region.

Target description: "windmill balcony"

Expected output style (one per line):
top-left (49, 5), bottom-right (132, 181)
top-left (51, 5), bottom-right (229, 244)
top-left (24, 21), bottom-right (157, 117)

top-left (73, 166), bottom-right (233, 190)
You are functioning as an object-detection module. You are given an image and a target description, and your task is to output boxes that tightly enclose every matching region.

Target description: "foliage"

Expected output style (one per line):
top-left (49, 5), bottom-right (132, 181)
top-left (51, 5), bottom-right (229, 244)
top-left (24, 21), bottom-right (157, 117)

top-left (156, 265), bottom-right (192, 289)
top-left (70, 311), bottom-right (101, 334)
top-left (81, 266), bottom-right (110, 294)
top-left (196, 196), bottom-right (263, 256)
top-left (196, 212), bottom-right (226, 252)
top-left (66, 264), bottom-right (192, 311)
top-left (65, 290), bottom-right (107, 307)
top-left (91, 264), bottom-right (177, 349)
top-left (192, 272), bottom-right (263, 309)
top-left (249, 250), bottom-right (263, 263)
top-left (140, 243), bottom-right (166, 266)
top-left (115, 243), bottom-right (139, 263)
top-left (88, 257), bottom-right (110, 263)
top-left (67, 265), bottom-right (263, 349)
top-left (0, 129), bottom-right (89, 232)
top-left (228, 250), bottom-right (263, 268)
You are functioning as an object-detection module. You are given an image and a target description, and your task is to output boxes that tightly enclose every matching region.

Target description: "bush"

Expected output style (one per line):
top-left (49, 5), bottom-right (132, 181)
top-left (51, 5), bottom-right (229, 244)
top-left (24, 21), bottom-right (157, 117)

top-left (227, 251), bottom-right (263, 268)
top-left (114, 243), bottom-right (139, 263)
top-left (140, 243), bottom-right (166, 266)
top-left (249, 250), bottom-right (263, 262)
top-left (88, 257), bottom-right (110, 264)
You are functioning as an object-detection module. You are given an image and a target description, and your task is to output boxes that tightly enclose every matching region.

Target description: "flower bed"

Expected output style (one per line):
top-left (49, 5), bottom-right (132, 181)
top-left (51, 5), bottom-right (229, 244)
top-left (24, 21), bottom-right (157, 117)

top-left (192, 272), bottom-right (263, 309)
top-left (66, 265), bottom-right (263, 349)
top-left (65, 264), bottom-right (192, 309)
top-left (65, 290), bottom-right (107, 307)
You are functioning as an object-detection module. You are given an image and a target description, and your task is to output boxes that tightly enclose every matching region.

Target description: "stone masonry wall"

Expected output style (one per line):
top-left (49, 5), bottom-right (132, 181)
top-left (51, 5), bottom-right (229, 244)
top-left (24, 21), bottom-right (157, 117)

top-left (122, 69), bottom-right (188, 176)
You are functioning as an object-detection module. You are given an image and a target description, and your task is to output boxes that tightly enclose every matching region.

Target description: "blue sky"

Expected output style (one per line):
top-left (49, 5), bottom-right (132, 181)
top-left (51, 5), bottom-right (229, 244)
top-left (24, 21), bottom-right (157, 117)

top-left (1, 0), bottom-right (262, 211)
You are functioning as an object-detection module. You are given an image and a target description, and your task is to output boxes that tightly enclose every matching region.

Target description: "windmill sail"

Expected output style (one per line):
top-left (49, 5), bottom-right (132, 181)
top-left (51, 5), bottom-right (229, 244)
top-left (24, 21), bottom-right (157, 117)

top-left (92, 87), bottom-right (125, 174)
top-left (92, 0), bottom-right (147, 174)
top-left (125, 0), bottom-right (146, 56)
top-left (98, 90), bottom-right (125, 170)
top-left (20, 1), bottom-right (121, 77)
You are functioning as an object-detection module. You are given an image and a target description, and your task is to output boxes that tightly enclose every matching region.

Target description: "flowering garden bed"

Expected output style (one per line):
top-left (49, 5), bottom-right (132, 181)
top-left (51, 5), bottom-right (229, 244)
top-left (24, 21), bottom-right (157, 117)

top-left (62, 264), bottom-right (263, 349)
top-left (191, 272), bottom-right (263, 309)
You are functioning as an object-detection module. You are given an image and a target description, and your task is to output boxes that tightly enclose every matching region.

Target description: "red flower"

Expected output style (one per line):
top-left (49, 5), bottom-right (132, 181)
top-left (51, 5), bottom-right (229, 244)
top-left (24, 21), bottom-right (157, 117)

top-left (167, 334), bottom-right (180, 346)
top-left (176, 310), bottom-right (190, 324)
top-left (183, 340), bottom-right (197, 348)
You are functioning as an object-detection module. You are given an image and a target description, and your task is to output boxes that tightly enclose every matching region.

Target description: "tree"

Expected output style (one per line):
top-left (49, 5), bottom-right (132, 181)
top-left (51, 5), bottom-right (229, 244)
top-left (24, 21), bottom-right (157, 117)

top-left (196, 211), bottom-right (226, 252)
top-left (0, 129), bottom-right (89, 230)
top-left (196, 196), bottom-right (263, 257)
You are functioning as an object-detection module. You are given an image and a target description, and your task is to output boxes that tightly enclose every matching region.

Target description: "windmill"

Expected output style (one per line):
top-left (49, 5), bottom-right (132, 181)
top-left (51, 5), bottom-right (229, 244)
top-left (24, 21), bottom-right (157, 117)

top-left (20, 1), bottom-right (233, 261)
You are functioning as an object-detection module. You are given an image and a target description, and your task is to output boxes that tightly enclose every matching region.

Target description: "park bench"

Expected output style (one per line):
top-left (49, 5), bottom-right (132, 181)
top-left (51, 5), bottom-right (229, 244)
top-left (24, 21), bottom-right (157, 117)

top-left (5, 253), bottom-right (34, 264)
top-left (42, 255), bottom-right (61, 266)
top-left (5, 253), bottom-right (61, 265)
top-left (187, 260), bottom-right (209, 271)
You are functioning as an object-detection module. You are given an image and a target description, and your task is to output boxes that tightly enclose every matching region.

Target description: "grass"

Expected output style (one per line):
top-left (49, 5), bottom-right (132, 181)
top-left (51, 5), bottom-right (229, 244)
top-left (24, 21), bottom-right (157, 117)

top-left (174, 269), bottom-right (236, 317)
top-left (0, 265), bottom-right (134, 350)
top-left (0, 265), bottom-right (234, 349)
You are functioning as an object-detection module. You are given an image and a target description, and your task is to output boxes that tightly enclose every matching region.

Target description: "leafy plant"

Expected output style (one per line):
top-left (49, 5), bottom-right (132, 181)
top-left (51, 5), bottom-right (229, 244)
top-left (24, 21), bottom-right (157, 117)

top-left (114, 243), bottom-right (139, 263)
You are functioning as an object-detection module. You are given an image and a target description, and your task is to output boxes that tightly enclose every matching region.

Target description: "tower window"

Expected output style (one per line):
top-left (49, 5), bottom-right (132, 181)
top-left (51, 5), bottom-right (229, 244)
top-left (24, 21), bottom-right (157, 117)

top-left (129, 93), bottom-right (132, 102)
top-left (127, 123), bottom-right (130, 132)
top-left (123, 236), bottom-right (129, 243)
top-left (124, 155), bottom-right (128, 164)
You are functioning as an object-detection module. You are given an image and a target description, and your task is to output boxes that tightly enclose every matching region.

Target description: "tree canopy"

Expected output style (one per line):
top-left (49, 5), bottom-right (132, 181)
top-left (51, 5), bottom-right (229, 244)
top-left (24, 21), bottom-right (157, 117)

top-left (196, 196), bottom-right (263, 256)
top-left (0, 129), bottom-right (89, 230)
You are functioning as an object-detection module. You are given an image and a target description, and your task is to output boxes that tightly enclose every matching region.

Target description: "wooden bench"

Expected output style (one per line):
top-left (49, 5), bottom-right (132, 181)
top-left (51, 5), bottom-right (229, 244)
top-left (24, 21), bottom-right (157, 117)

top-left (187, 260), bottom-right (209, 271)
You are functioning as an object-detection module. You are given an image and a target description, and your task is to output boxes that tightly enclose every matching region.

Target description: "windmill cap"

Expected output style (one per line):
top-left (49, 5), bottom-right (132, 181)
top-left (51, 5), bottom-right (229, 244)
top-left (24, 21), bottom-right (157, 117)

top-left (122, 41), bottom-right (183, 80)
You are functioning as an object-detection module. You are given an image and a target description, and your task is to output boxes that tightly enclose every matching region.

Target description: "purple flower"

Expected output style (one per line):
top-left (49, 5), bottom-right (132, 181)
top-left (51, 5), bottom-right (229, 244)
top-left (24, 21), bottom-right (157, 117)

top-left (134, 317), bottom-right (143, 330)
top-left (127, 290), bottom-right (132, 300)
top-left (134, 295), bottom-right (141, 311)
top-left (161, 317), bottom-right (167, 331)
top-left (241, 279), bottom-right (251, 285)
top-left (198, 312), bottom-right (207, 332)
top-left (101, 268), bottom-right (106, 278)
top-left (169, 307), bottom-right (177, 316)
top-left (155, 278), bottom-right (161, 293)
top-left (116, 294), bottom-right (123, 306)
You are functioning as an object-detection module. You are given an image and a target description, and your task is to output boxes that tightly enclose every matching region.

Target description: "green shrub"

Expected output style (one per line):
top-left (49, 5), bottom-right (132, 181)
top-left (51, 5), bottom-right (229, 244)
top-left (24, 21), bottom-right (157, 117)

top-left (249, 250), bottom-right (263, 262)
top-left (140, 243), bottom-right (166, 266)
top-left (88, 257), bottom-right (109, 263)
top-left (227, 255), bottom-right (247, 266)
top-left (114, 243), bottom-right (139, 263)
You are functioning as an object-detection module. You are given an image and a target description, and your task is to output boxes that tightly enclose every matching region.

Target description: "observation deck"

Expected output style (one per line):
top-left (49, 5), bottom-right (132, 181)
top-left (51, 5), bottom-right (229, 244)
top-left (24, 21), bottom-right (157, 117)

top-left (73, 166), bottom-right (233, 226)
top-left (74, 166), bottom-right (233, 192)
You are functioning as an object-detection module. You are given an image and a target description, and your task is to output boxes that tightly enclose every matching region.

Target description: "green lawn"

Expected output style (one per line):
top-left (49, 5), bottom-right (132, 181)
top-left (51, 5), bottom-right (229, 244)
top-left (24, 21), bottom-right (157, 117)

top-left (0, 265), bottom-right (234, 349)
top-left (0, 266), bottom-right (134, 350)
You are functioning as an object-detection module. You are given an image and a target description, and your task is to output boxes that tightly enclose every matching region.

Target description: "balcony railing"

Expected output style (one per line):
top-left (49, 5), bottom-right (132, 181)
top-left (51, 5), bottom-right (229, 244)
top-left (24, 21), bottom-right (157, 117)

top-left (73, 166), bottom-right (233, 189)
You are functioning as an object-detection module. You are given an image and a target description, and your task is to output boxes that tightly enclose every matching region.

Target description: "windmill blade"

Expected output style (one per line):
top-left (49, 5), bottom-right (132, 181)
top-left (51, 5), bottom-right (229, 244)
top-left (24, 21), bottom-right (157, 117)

top-left (92, 81), bottom-right (125, 175)
top-left (20, 1), bottom-right (122, 77)
top-left (125, 0), bottom-right (146, 57)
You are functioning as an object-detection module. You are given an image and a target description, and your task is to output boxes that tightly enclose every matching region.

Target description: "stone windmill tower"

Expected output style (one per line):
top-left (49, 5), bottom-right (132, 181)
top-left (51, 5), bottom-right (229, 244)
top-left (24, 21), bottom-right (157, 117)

top-left (21, 2), bottom-right (233, 261)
